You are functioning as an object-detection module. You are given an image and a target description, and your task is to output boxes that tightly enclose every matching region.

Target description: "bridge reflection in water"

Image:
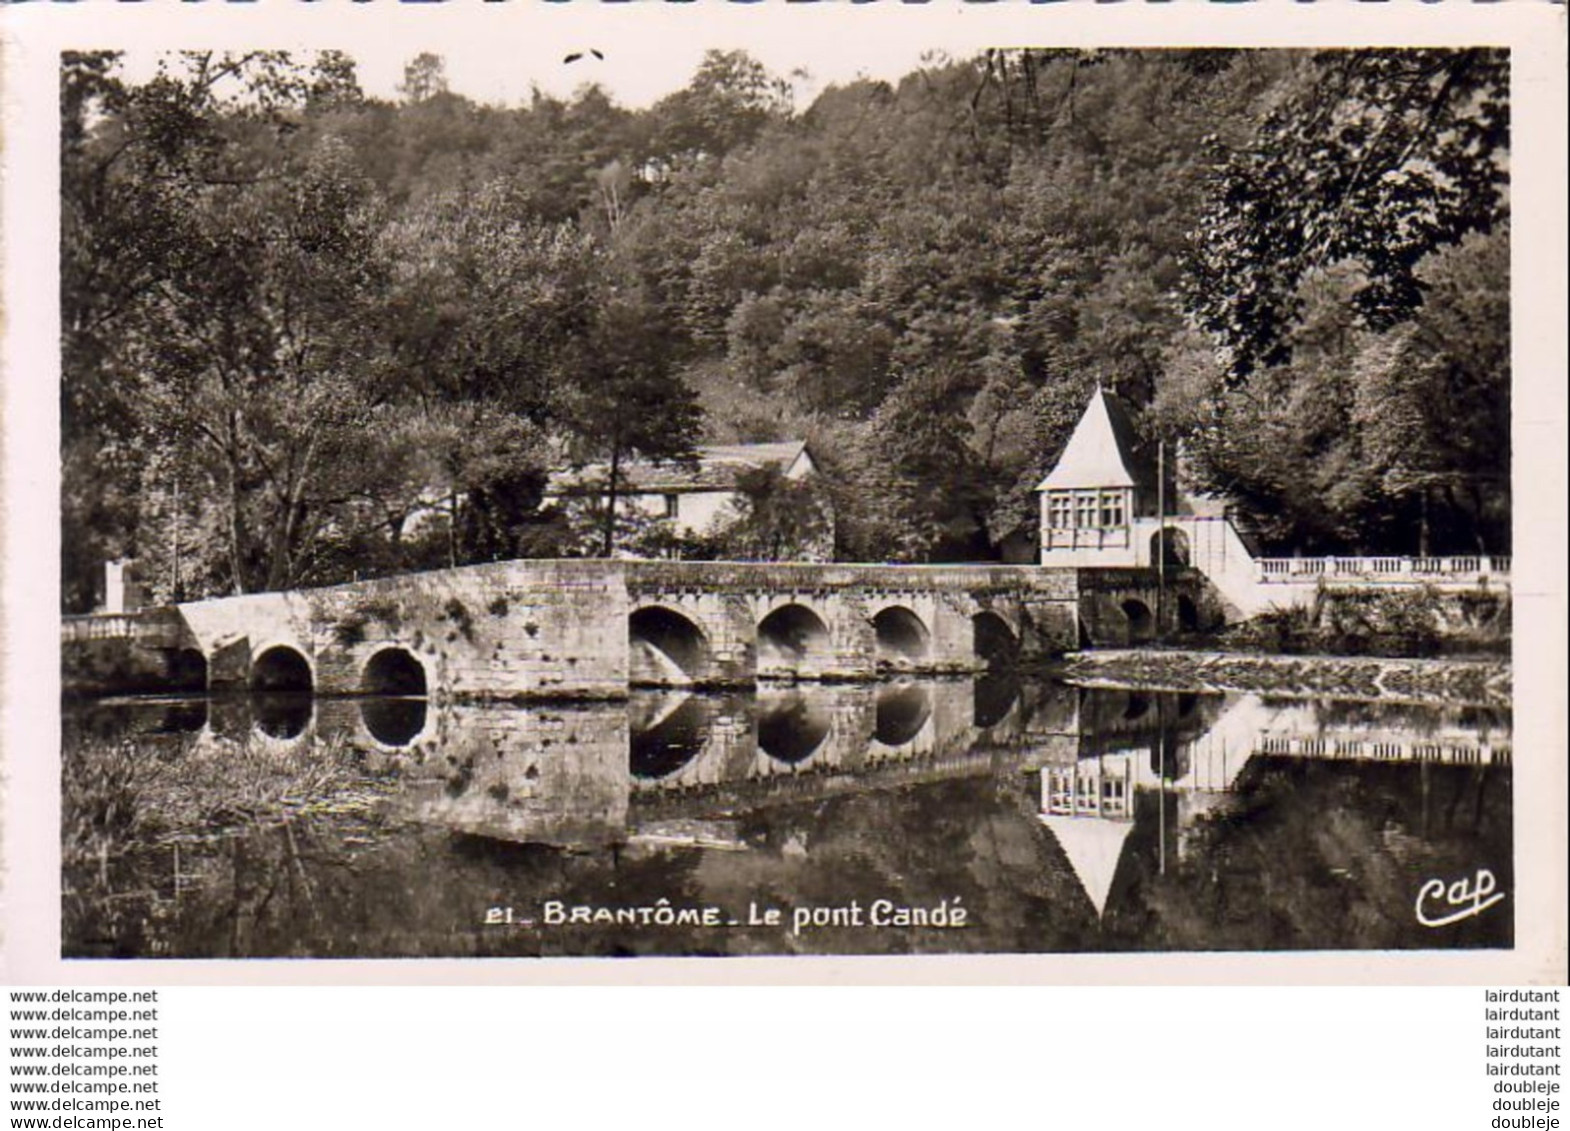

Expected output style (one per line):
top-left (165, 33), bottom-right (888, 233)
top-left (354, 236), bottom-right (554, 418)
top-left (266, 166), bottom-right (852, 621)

top-left (62, 677), bottom-right (1512, 958)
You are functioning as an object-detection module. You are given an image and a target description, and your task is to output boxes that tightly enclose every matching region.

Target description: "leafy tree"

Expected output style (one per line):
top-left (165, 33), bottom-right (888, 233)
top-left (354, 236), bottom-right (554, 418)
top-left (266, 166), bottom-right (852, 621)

top-left (60, 50), bottom-right (376, 607)
top-left (711, 465), bottom-right (835, 561)
top-left (1187, 48), bottom-right (1508, 379)
top-left (645, 50), bottom-right (792, 165)
top-left (480, 85), bottom-right (642, 225)
top-left (398, 53), bottom-right (450, 104)
top-left (306, 50), bottom-right (364, 110)
top-left (451, 412), bottom-right (555, 564)
top-left (1352, 228), bottom-right (1510, 553)
top-left (1176, 231), bottom-right (1509, 555)
top-left (61, 46), bottom-right (1512, 601)
top-left (123, 136), bottom-right (390, 592)
top-left (556, 292), bottom-right (704, 556)
top-left (859, 369), bottom-right (993, 562)
top-left (729, 289), bottom-right (897, 417)
top-left (376, 181), bottom-right (599, 416)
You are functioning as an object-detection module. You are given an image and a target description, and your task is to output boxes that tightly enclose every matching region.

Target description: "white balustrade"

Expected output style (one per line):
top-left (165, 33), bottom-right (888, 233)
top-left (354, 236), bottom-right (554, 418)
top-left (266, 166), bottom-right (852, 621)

top-left (1255, 731), bottom-right (1507, 766)
top-left (1255, 554), bottom-right (1511, 585)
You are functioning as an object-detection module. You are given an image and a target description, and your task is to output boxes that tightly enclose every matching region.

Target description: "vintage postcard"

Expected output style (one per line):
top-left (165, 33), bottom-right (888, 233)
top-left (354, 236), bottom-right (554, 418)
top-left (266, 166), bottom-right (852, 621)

top-left (3, 2), bottom-right (1565, 984)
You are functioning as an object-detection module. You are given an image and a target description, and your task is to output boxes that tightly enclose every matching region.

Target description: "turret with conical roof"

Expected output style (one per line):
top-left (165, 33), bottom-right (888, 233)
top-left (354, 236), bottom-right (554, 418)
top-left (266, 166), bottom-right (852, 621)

top-left (1035, 386), bottom-right (1160, 566)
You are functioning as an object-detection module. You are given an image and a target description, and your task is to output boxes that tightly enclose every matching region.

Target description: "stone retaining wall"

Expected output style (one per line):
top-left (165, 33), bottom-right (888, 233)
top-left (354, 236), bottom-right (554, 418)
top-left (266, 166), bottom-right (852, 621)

top-left (1060, 649), bottom-right (1511, 708)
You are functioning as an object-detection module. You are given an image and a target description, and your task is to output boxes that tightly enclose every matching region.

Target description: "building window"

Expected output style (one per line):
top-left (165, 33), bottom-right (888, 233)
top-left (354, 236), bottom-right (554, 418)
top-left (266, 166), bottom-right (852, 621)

top-left (1048, 493), bottom-right (1072, 528)
top-left (1099, 490), bottom-right (1126, 528)
top-left (1075, 492), bottom-right (1099, 529)
top-left (663, 494), bottom-right (679, 520)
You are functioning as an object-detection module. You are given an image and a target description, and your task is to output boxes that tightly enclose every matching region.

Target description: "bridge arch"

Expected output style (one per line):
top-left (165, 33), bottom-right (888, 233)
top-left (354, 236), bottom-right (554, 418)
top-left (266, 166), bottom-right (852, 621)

top-left (1120, 599), bottom-right (1155, 645)
top-left (629, 605), bottom-right (712, 686)
top-left (165, 648), bottom-right (208, 693)
top-left (362, 647), bottom-right (428, 696)
top-left (250, 645), bottom-right (313, 694)
top-left (630, 694), bottom-right (710, 779)
top-left (874, 682), bottom-right (932, 748)
top-left (973, 673), bottom-right (1018, 729)
top-left (972, 610), bottom-right (1020, 669)
top-left (254, 696), bottom-right (312, 741)
top-left (155, 700), bottom-right (209, 734)
top-left (757, 689), bottom-right (831, 765)
top-left (757, 603), bottom-right (831, 669)
top-left (360, 698), bottom-right (429, 748)
top-left (1151, 526), bottom-right (1191, 569)
top-left (872, 605), bottom-right (931, 667)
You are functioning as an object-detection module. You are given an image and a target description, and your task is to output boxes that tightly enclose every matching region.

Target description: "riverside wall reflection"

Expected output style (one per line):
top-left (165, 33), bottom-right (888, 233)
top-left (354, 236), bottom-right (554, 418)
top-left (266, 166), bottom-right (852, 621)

top-left (62, 677), bottom-right (1513, 958)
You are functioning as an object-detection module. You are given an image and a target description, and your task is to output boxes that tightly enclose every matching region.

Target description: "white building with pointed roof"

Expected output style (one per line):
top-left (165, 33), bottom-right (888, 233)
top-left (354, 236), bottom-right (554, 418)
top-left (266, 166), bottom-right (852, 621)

top-left (1035, 386), bottom-right (1163, 567)
top-left (1033, 387), bottom-right (1512, 624)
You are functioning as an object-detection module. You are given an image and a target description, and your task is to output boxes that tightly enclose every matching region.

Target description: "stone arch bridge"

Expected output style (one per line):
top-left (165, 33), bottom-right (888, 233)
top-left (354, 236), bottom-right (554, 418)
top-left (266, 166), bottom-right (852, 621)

top-left (83, 560), bottom-right (1111, 701)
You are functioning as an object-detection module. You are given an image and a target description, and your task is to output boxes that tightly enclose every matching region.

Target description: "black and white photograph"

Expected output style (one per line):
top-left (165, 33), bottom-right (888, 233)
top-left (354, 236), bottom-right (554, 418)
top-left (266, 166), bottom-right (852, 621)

top-left (51, 35), bottom-right (1530, 965)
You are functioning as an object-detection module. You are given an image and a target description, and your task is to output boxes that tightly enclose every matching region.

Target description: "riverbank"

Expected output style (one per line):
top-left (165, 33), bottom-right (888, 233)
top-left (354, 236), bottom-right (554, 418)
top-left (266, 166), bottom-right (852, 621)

top-left (1059, 649), bottom-right (1511, 708)
top-left (1209, 586), bottom-right (1510, 659)
top-left (62, 731), bottom-right (398, 866)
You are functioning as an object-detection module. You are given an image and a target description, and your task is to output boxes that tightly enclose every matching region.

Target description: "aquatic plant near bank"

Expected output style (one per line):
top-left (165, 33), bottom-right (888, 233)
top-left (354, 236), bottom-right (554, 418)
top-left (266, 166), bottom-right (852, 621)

top-left (62, 731), bottom-right (396, 867)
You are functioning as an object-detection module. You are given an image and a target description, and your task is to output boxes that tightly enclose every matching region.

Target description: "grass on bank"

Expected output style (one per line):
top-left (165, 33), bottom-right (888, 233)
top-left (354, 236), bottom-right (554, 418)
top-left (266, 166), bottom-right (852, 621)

top-left (62, 732), bottom-right (396, 867)
top-left (1211, 585), bottom-right (1510, 659)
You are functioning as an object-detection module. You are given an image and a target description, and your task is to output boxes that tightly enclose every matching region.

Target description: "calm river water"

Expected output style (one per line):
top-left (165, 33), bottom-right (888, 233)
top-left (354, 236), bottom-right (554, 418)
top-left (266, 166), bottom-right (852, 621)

top-left (62, 675), bottom-right (1512, 958)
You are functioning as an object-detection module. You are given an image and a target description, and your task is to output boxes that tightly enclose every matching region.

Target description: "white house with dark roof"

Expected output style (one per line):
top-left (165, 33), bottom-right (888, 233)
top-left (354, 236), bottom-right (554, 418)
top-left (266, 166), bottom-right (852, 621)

top-left (545, 440), bottom-right (825, 552)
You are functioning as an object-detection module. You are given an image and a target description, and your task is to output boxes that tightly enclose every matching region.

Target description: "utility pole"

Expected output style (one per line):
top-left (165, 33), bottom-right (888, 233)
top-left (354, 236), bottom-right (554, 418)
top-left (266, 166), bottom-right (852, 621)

top-left (171, 477), bottom-right (183, 602)
top-left (1157, 694), bottom-right (1168, 876)
top-left (1156, 438), bottom-right (1166, 642)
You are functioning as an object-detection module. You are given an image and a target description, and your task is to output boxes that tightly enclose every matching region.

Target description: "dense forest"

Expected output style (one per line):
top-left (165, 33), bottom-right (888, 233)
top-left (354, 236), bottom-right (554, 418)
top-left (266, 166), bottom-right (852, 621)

top-left (60, 47), bottom-right (1510, 611)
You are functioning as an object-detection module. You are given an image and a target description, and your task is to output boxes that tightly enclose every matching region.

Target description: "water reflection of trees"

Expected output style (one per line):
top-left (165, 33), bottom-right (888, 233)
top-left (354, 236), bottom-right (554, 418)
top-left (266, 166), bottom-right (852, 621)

top-left (1295, 696), bottom-right (1511, 737)
top-left (64, 752), bottom-right (1511, 959)
top-left (153, 700), bottom-right (209, 734)
top-left (1098, 760), bottom-right (1511, 951)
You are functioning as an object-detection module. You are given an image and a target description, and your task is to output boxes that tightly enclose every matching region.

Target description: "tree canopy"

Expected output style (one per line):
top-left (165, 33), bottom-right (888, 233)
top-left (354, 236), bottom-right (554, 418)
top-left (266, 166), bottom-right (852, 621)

top-left (61, 47), bottom-right (1509, 610)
